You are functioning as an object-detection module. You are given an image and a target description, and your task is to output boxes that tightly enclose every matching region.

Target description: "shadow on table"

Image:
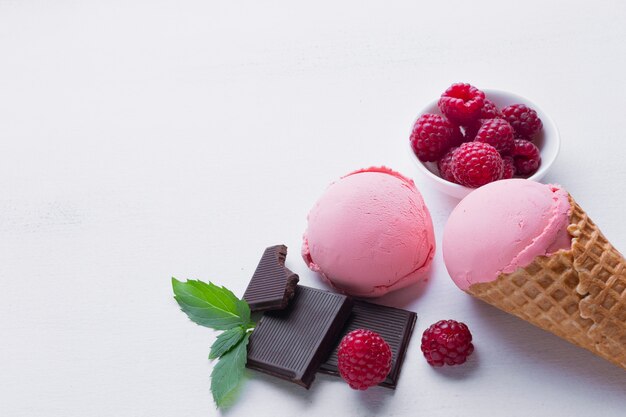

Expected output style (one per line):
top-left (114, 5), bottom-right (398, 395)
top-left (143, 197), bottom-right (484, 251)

top-left (219, 369), bottom-right (395, 415)
top-left (317, 373), bottom-right (395, 414)
top-left (218, 372), bottom-right (319, 415)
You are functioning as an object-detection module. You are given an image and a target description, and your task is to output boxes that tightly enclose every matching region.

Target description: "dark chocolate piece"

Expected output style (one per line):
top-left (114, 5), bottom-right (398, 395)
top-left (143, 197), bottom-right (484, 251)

top-left (318, 300), bottom-right (417, 389)
top-left (247, 285), bottom-right (353, 388)
top-left (243, 245), bottom-right (299, 312)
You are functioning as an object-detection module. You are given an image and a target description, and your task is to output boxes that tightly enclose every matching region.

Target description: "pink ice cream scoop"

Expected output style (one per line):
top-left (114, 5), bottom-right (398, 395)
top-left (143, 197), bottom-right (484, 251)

top-left (443, 179), bottom-right (572, 291)
top-left (302, 167), bottom-right (435, 297)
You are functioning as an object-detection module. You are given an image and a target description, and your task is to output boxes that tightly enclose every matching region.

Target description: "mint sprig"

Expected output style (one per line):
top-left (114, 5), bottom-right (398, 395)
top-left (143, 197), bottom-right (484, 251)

top-left (172, 278), bottom-right (255, 408)
top-left (172, 278), bottom-right (251, 330)
top-left (209, 326), bottom-right (246, 360)
top-left (211, 332), bottom-right (251, 406)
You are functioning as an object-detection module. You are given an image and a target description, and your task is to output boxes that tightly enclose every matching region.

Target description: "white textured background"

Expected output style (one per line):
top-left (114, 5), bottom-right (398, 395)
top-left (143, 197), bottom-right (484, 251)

top-left (1, 1), bottom-right (625, 416)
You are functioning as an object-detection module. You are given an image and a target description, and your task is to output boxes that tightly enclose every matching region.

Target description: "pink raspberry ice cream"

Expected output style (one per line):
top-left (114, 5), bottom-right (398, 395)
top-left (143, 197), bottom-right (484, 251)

top-left (443, 179), bottom-right (572, 291)
top-left (302, 167), bottom-right (435, 297)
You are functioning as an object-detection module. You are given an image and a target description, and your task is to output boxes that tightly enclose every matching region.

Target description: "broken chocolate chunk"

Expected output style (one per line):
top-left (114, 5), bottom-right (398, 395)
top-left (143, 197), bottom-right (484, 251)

top-left (243, 245), bottom-right (299, 312)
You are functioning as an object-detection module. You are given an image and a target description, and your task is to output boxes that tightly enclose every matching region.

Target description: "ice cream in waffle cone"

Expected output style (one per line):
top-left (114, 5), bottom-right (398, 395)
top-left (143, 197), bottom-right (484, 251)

top-left (443, 179), bottom-right (625, 369)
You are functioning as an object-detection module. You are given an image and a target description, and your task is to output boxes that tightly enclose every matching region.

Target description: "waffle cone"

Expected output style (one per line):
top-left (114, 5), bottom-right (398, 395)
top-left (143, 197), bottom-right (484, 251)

top-left (468, 195), bottom-right (626, 369)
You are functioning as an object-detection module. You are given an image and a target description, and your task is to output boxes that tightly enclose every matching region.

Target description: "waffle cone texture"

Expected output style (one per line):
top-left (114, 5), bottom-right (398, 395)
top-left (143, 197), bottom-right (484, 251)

top-left (468, 195), bottom-right (626, 369)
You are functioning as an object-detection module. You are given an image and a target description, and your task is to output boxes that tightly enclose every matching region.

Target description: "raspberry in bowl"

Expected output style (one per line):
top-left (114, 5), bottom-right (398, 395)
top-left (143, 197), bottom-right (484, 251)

top-left (408, 86), bottom-right (560, 199)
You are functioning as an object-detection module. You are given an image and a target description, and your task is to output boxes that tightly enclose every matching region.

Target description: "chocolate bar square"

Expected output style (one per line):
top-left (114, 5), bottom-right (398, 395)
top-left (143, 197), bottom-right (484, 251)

top-left (247, 285), bottom-right (353, 388)
top-left (318, 300), bottom-right (417, 389)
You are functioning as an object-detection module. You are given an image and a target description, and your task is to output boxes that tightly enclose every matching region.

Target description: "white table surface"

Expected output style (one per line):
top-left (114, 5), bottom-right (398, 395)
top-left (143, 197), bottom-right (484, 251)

top-left (1, 1), bottom-right (625, 416)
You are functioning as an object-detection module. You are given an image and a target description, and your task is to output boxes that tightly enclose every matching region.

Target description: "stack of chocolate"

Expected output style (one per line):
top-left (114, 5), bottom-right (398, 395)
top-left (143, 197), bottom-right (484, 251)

top-left (243, 245), bottom-right (417, 389)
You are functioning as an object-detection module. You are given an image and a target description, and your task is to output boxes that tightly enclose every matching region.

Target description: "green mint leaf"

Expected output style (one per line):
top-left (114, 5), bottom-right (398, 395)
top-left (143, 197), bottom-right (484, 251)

top-left (209, 326), bottom-right (246, 360)
top-left (211, 332), bottom-right (250, 408)
top-left (172, 278), bottom-right (251, 331)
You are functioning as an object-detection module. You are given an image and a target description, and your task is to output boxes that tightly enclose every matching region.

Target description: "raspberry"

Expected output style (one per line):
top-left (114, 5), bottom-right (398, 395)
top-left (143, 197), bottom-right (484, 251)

top-left (421, 320), bottom-right (474, 367)
top-left (451, 142), bottom-right (504, 188)
top-left (474, 118), bottom-right (515, 155)
top-left (337, 329), bottom-right (392, 390)
top-left (462, 119), bottom-right (483, 142)
top-left (438, 147), bottom-right (459, 183)
top-left (479, 99), bottom-right (503, 119)
top-left (501, 104), bottom-right (543, 138)
top-left (512, 139), bottom-right (541, 176)
top-left (438, 83), bottom-right (486, 125)
top-left (463, 100), bottom-right (503, 141)
top-left (410, 114), bottom-right (462, 162)
top-left (501, 156), bottom-right (516, 179)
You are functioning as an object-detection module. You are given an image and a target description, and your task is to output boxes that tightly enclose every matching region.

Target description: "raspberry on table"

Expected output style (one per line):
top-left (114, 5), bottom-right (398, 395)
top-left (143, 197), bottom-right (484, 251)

top-left (501, 156), bottom-right (516, 179)
top-left (421, 320), bottom-right (474, 367)
top-left (479, 99), bottom-right (503, 120)
top-left (438, 147), bottom-right (459, 183)
top-left (451, 142), bottom-right (504, 188)
top-left (337, 329), bottom-right (392, 390)
top-left (438, 83), bottom-right (486, 125)
top-left (512, 138), bottom-right (541, 176)
top-left (474, 118), bottom-right (515, 155)
top-left (501, 104), bottom-right (543, 138)
top-left (410, 113), bottom-right (462, 162)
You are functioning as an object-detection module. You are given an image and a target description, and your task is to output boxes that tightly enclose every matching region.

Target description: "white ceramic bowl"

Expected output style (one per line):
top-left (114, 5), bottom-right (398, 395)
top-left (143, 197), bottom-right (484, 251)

top-left (408, 89), bottom-right (560, 199)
